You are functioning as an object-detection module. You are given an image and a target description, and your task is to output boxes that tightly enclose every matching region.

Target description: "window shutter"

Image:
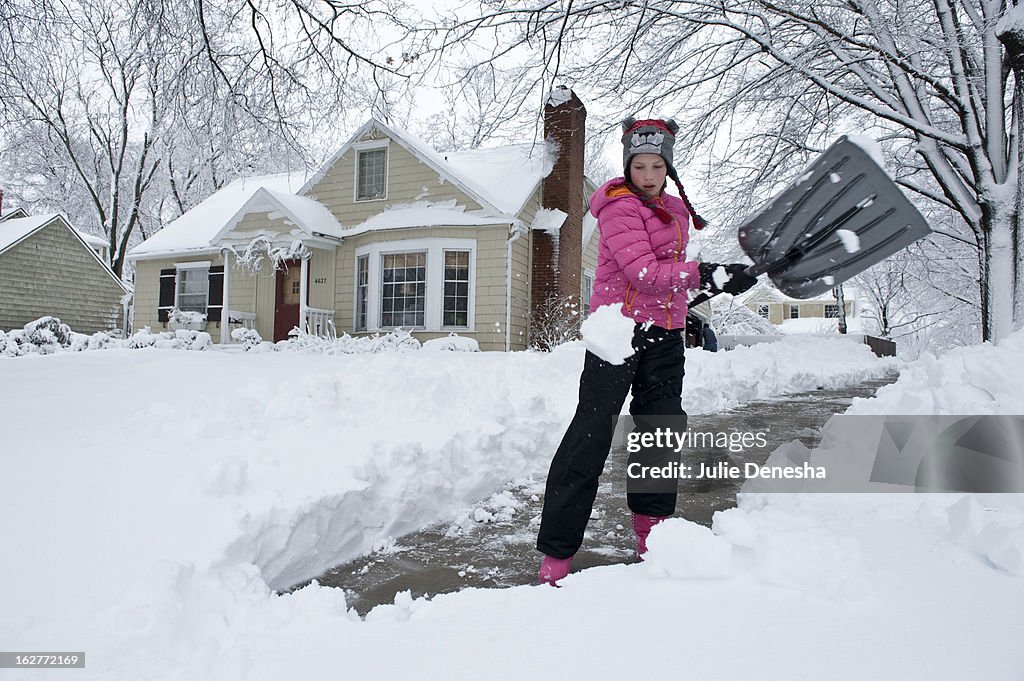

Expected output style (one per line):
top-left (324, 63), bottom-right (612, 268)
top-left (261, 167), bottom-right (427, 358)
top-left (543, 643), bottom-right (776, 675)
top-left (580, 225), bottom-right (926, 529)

top-left (158, 268), bottom-right (176, 322)
top-left (207, 266), bottom-right (224, 322)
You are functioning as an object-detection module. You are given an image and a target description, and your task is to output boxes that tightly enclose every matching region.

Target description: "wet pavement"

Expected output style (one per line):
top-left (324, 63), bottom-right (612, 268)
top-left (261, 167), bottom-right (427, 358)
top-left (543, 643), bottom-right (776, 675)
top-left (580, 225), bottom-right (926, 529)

top-left (291, 376), bottom-right (896, 614)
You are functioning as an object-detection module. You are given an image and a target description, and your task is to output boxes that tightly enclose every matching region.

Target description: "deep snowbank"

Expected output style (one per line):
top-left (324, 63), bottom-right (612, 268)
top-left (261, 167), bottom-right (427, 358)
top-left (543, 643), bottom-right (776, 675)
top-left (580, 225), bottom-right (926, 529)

top-left (5, 335), bottom-right (1020, 680)
top-left (846, 328), bottom-right (1024, 414)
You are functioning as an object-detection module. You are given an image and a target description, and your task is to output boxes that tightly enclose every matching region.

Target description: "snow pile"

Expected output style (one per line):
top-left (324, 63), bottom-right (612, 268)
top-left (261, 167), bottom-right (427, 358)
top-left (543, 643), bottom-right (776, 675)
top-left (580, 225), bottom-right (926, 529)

top-left (683, 335), bottom-right (895, 414)
top-left (846, 328), bottom-right (1024, 414)
top-left (943, 496), bottom-right (1024, 577)
top-left (580, 303), bottom-right (635, 364)
top-left (14, 336), bottom-right (1015, 680)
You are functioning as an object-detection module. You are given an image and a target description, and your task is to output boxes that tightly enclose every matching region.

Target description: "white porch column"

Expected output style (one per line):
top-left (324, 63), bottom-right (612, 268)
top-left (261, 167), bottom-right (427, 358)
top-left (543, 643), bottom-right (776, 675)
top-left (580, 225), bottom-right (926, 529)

top-left (300, 255), bottom-right (309, 332)
top-left (221, 251), bottom-right (231, 344)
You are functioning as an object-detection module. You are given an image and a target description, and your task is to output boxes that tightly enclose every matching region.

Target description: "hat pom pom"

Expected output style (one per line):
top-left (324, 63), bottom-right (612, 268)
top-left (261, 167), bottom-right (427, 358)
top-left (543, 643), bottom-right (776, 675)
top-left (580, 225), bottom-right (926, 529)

top-left (621, 116), bottom-right (637, 134)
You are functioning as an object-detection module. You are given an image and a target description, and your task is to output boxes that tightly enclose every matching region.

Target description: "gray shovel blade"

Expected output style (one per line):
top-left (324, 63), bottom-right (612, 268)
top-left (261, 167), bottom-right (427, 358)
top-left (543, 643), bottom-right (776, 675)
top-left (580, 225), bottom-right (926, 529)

top-left (737, 136), bottom-right (932, 299)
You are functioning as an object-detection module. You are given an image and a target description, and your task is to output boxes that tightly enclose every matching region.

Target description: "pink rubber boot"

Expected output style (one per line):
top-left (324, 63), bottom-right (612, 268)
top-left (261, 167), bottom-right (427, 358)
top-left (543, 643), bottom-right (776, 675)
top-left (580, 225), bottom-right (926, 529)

top-left (538, 555), bottom-right (573, 586)
top-left (632, 513), bottom-right (670, 558)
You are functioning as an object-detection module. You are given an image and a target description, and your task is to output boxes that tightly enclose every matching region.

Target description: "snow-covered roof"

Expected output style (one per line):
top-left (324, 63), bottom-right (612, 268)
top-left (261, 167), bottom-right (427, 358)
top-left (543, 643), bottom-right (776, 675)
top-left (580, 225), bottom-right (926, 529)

top-left (338, 200), bottom-right (512, 238)
top-left (0, 213), bottom-right (128, 292)
top-left (0, 213), bottom-right (59, 254)
top-left (443, 143), bottom-right (556, 216)
top-left (211, 187), bottom-right (345, 246)
top-left (303, 119), bottom-right (556, 219)
top-left (75, 230), bottom-right (108, 251)
top-left (128, 174), bottom-right (307, 259)
top-left (737, 281), bottom-right (862, 304)
top-left (0, 206), bottom-right (29, 222)
top-left (583, 212), bottom-right (598, 247)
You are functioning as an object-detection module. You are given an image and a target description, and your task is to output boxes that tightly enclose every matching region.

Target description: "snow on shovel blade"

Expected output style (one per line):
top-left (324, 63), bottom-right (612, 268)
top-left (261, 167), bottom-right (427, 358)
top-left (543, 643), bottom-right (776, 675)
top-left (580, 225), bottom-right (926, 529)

top-left (737, 136), bottom-right (932, 299)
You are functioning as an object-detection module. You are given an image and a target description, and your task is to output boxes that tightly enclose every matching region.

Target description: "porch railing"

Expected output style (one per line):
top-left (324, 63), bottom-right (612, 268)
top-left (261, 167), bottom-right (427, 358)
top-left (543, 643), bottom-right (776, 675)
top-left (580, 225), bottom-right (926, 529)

top-left (303, 307), bottom-right (336, 339)
top-left (226, 310), bottom-right (257, 330)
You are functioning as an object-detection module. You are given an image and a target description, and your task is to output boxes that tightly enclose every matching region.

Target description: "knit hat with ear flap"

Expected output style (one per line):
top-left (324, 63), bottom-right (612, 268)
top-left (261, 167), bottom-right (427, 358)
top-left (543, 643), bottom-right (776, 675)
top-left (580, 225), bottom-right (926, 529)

top-left (621, 117), bottom-right (706, 230)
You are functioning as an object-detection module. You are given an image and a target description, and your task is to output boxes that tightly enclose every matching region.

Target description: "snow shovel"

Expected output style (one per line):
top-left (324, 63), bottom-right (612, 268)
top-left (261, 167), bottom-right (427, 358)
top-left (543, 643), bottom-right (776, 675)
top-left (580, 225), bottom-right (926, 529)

top-left (689, 136), bottom-right (932, 307)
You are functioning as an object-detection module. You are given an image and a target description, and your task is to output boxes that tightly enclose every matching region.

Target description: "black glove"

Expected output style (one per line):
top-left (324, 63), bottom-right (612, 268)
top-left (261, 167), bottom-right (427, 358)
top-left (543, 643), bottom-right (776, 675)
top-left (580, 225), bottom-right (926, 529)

top-left (698, 262), bottom-right (758, 295)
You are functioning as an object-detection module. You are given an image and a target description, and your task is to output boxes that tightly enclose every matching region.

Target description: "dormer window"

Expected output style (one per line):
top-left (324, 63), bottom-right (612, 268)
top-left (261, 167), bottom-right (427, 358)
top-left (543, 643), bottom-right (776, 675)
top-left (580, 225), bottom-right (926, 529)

top-left (356, 146), bottom-right (387, 201)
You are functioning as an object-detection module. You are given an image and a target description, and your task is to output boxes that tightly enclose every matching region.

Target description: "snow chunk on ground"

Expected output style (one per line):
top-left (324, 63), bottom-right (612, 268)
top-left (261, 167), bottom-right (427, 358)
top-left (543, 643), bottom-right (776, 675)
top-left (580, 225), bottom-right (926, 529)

top-left (643, 519), bottom-right (732, 579)
top-left (580, 303), bottom-right (635, 364)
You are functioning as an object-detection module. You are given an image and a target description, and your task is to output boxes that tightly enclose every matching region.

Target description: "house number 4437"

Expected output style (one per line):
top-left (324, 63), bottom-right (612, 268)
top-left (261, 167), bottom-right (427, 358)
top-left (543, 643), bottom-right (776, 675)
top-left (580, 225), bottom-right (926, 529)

top-left (313, 277), bottom-right (328, 284)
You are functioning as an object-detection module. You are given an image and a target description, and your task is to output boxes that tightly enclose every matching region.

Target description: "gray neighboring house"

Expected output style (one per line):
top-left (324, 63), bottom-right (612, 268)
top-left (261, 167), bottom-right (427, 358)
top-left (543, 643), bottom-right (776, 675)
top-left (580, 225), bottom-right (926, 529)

top-left (0, 208), bottom-right (130, 334)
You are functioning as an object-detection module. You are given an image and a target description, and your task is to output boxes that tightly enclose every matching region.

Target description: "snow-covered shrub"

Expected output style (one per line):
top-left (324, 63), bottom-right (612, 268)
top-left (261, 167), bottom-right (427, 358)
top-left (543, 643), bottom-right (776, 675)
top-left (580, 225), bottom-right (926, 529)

top-left (231, 327), bottom-right (265, 352)
top-left (530, 293), bottom-right (581, 350)
top-left (711, 299), bottom-right (778, 336)
top-left (24, 316), bottom-right (73, 348)
top-left (125, 327), bottom-right (161, 349)
top-left (173, 329), bottom-right (212, 351)
top-left (274, 328), bottom-right (422, 354)
top-left (422, 333), bottom-right (480, 352)
top-left (69, 330), bottom-right (121, 352)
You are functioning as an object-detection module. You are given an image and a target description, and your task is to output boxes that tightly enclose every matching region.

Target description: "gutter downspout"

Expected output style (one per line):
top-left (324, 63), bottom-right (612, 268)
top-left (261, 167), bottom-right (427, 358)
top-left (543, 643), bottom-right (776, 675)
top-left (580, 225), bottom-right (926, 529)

top-left (506, 223), bottom-right (523, 352)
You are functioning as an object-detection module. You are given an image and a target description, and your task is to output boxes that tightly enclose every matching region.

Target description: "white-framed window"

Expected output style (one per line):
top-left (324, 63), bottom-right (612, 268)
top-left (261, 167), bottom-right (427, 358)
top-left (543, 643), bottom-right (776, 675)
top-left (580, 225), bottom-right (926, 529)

top-left (582, 269), bottom-right (594, 319)
top-left (790, 304), bottom-right (800, 319)
top-left (824, 303), bottom-right (841, 318)
top-left (355, 238), bottom-right (476, 332)
top-left (354, 140), bottom-right (389, 201)
top-left (443, 250), bottom-right (471, 328)
top-left (176, 262), bottom-right (210, 313)
top-left (757, 304), bottom-right (769, 319)
top-left (355, 254), bottom-right (369, 331)
top-left (381, 251), bottom-right (427, 328)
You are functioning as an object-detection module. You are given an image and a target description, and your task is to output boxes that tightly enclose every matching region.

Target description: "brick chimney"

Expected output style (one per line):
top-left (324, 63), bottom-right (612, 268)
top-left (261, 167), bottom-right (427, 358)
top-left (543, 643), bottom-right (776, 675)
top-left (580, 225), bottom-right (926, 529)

top-left (531, 87), bottom-right (587, 346)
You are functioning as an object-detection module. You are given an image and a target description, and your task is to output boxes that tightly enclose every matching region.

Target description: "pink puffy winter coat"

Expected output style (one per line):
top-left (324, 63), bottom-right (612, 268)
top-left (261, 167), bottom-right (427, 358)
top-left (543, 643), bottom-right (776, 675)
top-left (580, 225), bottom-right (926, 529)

top-left (588, 178), bottom-right (701, 330)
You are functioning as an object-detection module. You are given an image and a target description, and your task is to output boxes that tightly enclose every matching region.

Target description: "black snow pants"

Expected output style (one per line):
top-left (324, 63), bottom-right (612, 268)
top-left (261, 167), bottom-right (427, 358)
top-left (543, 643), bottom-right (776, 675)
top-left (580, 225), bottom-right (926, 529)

top-left (536, 322), bottom-right (687, 559)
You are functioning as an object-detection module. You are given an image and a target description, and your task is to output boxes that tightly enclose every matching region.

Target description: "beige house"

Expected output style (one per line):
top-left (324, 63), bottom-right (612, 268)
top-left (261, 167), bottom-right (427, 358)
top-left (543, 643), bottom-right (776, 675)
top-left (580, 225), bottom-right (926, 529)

top-left (738, 284), bottom-right (858, 326)
top-left (0, 209), bottom-right (130, 334)
top-left (128, 89), bottom-right (600, 351)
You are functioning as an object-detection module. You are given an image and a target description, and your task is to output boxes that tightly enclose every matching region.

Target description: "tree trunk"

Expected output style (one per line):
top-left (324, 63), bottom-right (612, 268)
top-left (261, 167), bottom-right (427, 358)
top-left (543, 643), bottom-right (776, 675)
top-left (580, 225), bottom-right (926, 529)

top-left (978, 200), bottom-right (1018, 342)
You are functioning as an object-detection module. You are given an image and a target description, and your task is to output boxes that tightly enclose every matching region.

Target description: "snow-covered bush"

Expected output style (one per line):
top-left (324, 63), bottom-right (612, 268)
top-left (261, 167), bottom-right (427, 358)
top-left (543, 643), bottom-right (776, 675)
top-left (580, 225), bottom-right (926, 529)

top-left (0, 318), bottom-right (217, 357)
top-left (530, 293), bottom-right (582, 350)
top-left (231, 327), bottom-right (269, 352)
top-left (274, 328), bottom-right (422, 354)
top-left (711, 299), bottom-right (778, 336)
top-left (1, 317), bottom-right (74, 356)
top-left (24, 316), bottom-right (73, 348)
top-left (422, 333), bottom-right (480, 352)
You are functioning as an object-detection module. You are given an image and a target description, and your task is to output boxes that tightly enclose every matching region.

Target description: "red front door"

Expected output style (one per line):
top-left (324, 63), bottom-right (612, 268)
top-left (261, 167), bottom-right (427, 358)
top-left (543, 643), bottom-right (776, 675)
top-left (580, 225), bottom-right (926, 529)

top-left (274, 259), bottom-right (303, 342)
